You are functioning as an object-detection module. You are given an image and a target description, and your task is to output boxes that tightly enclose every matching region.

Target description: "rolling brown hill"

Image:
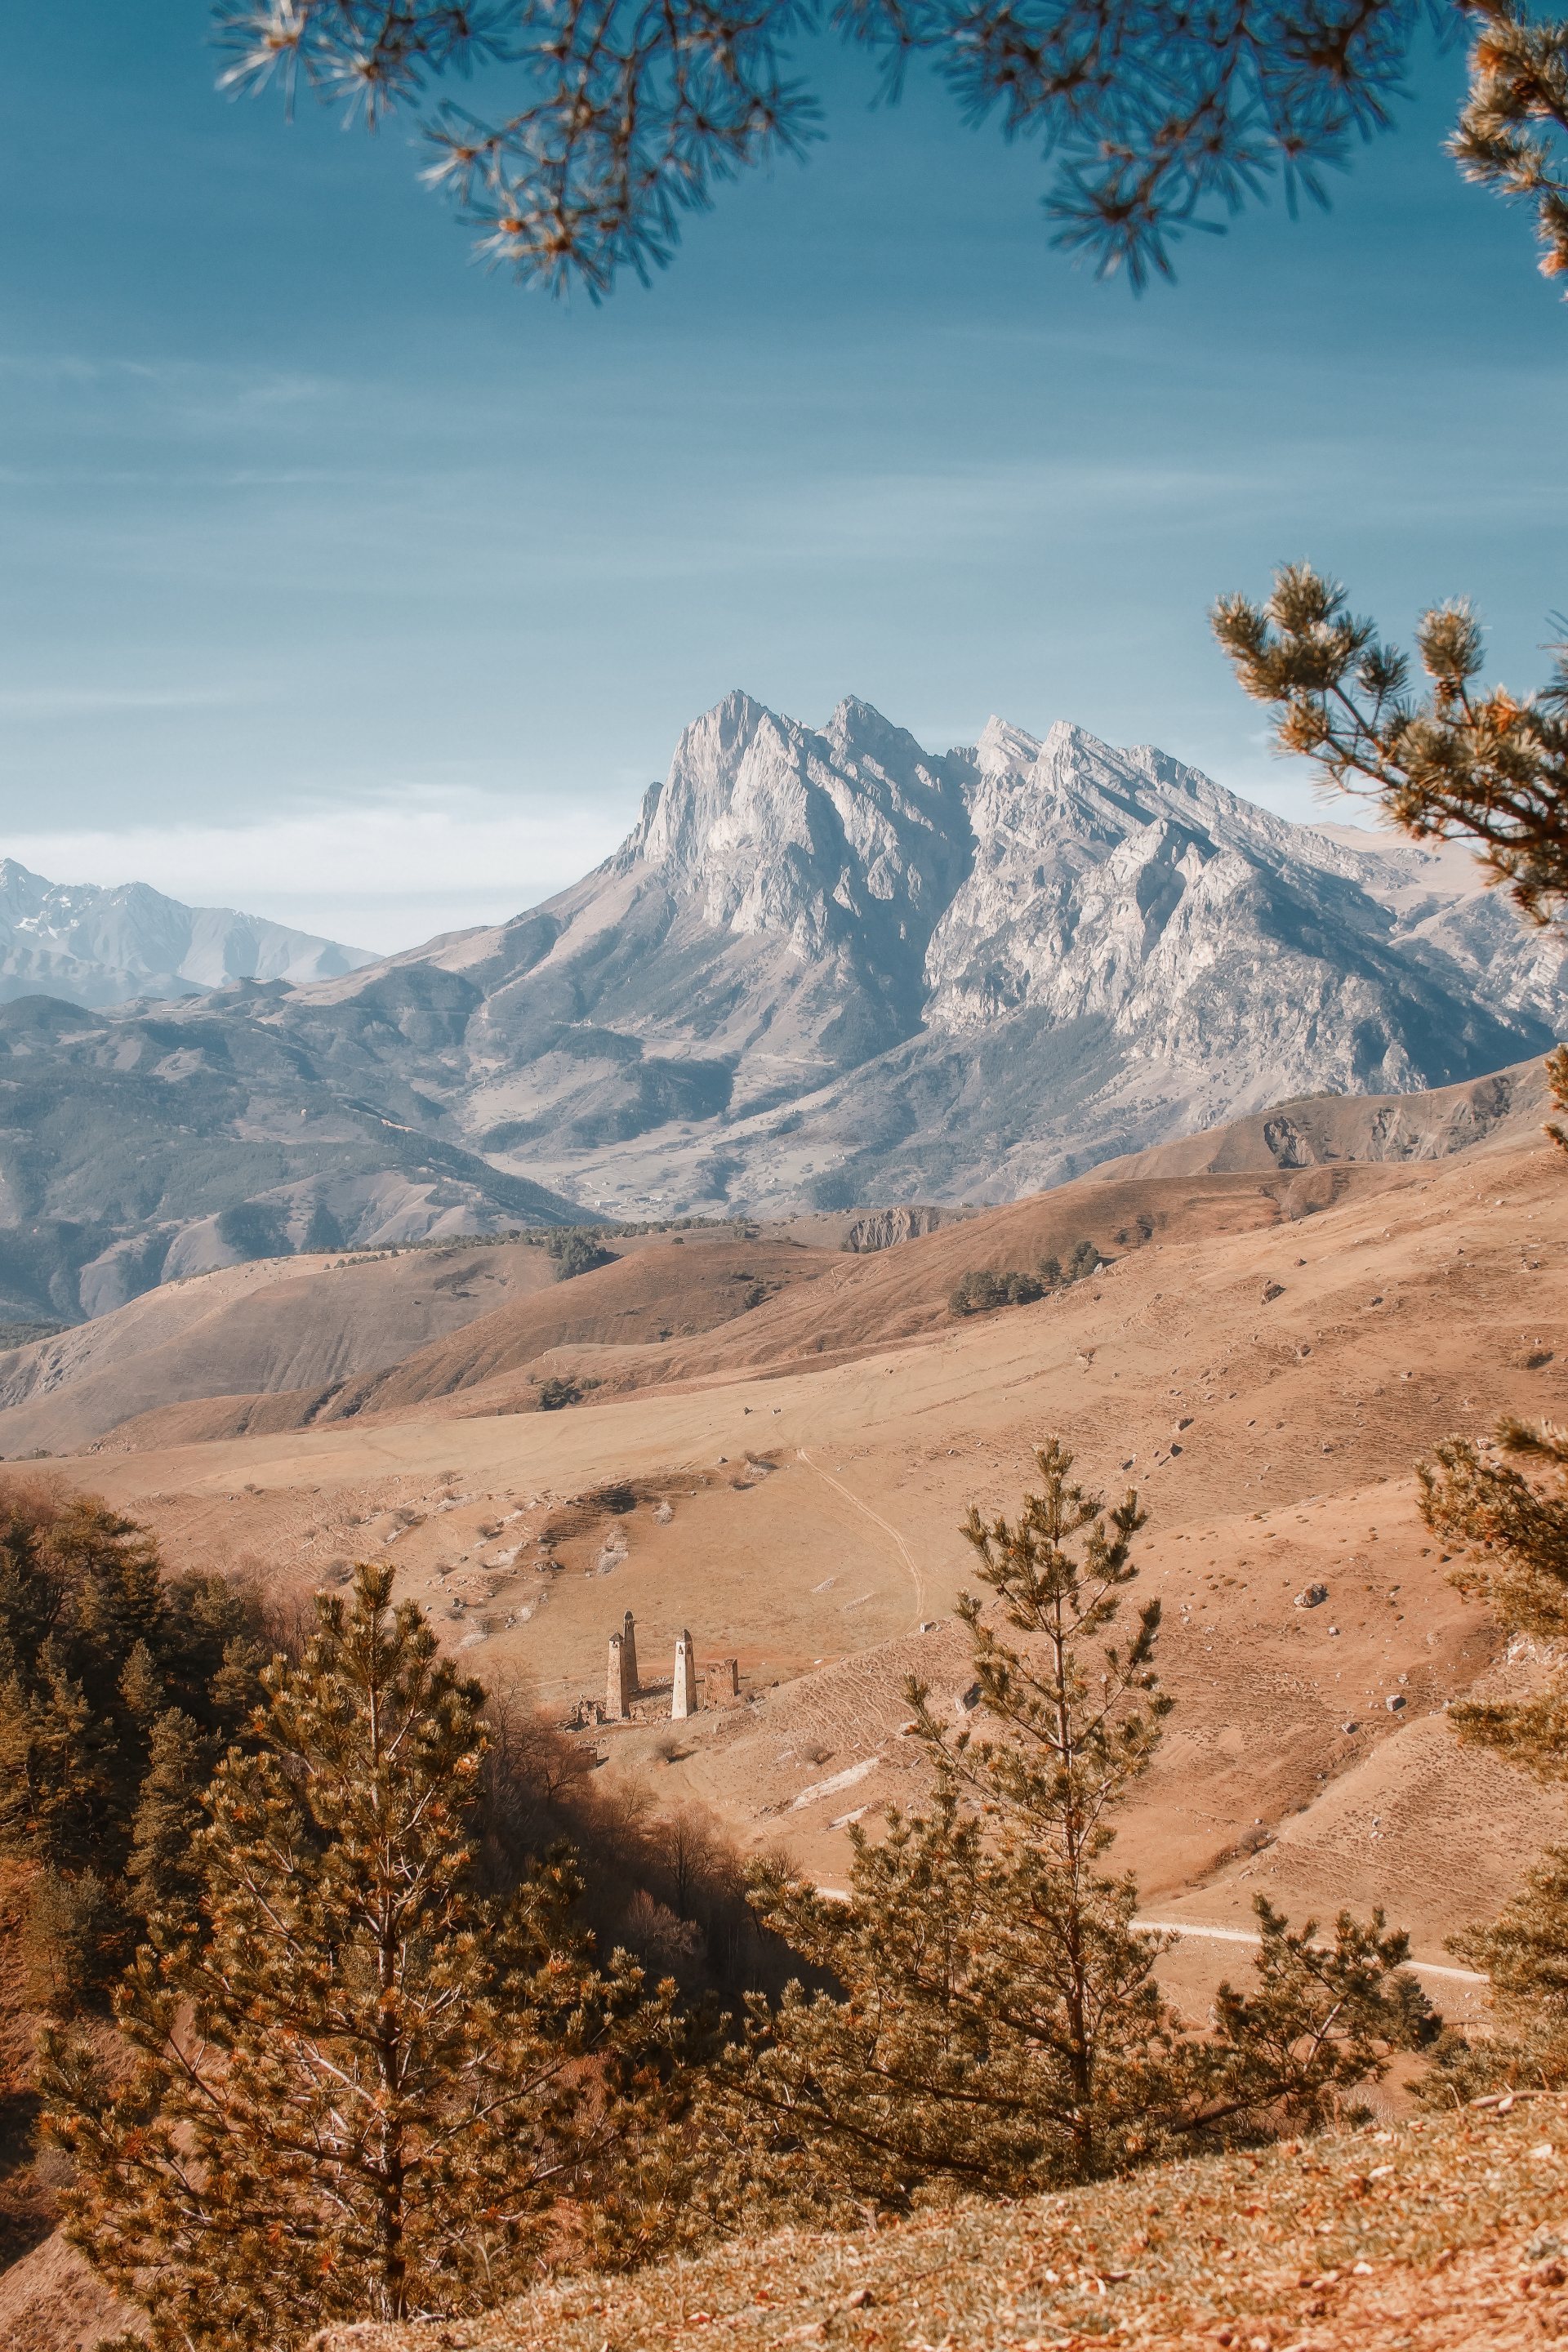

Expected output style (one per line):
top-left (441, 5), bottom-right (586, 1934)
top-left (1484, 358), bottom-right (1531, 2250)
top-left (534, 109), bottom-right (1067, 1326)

top-left (40, 1162), bottom-right (1403, 1450)
top-left (70, 1232), bottom-right (845, 1454)
top-left (1, 1062), bottom-right (1543, 1468)
top-left (0, 1238), bottom-right (563, 1459)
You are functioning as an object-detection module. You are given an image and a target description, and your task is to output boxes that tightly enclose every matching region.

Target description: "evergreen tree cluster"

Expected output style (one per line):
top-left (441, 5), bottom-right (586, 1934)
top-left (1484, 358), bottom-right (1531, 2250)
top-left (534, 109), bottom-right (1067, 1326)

top-left (548, 1228), bottom-right (618, 1281)
top-left (0, 1480), bottom-right (267, 2010)
top-left (950, 1240), bottom-right (1104, 1317)
top-left (43, 1568), bottom-right (686, 2348)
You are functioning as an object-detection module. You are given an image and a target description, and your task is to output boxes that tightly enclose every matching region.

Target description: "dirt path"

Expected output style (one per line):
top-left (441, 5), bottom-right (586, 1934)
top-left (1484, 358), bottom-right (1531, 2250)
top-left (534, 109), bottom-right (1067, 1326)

top-left (795, 1446), bottom-right (927, 1624)
top-left (1135, 1916), bottom-right (1486, 1985)
top-left (815, 1889), bottom-right (1484, 1984)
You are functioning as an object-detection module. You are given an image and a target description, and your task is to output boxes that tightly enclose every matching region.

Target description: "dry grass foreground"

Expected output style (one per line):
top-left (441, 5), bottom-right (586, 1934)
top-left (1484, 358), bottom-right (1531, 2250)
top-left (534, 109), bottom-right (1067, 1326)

top-left (315, 2096), bottom-right (1568, 2352)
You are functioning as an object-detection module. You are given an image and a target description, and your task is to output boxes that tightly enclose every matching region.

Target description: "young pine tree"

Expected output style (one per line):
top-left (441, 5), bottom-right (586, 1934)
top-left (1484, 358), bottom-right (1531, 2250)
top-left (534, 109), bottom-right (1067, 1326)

top-left (1420, 1420), bottom-right (1568, 1780)
top-left (42, 1565), bottom-right (684, 2350)
top-left (125, 1708), bottom-right (215, 1940)
top-left (1416, 1420), bottom-right (1568, 2089)
top-left (719, 1442), bottom-right (1433, 2213)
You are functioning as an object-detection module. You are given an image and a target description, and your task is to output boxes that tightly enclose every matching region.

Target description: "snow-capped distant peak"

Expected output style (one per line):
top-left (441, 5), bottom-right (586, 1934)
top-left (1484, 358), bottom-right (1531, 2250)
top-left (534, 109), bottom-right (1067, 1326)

top-left (0, 862), bottom-right (373, 1012)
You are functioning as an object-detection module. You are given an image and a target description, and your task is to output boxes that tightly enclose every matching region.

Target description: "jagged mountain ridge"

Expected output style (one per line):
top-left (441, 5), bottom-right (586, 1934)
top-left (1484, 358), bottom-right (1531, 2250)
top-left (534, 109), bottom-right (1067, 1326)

top-left (329, 691), bottom-right (1559, 1212)
top-left (0, 858), bottom-right (373, 1009)
top-left (2, 691), bottom-right (1561, 1323)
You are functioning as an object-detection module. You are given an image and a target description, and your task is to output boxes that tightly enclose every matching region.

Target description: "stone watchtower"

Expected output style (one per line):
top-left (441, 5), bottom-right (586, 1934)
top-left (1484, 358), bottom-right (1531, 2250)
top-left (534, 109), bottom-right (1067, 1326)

top-left (604, 1615), bottom-right (641, 1722)
top-left (704, 1656), bottom-right (739, 1705)
top-left (606, 1631), bottom-right (633, 1721)
top-left (671, 1629), bottom-right (697, 1720)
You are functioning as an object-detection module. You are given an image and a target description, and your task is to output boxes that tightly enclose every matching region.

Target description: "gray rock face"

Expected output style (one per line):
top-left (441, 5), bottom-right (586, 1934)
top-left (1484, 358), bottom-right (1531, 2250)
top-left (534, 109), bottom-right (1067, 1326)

top-left (1, 691), bottom-right (1559, 1321)
top-left (410, 694), bottom-right (1551, 1214)
top-left (842, 1206), bottom-right (947, 1253)
top-left (0, 859), bottom-right (372, 1009)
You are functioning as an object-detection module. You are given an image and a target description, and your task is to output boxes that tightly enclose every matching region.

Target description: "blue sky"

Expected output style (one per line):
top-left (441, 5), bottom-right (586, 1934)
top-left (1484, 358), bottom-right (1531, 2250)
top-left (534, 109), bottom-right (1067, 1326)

top-left (1, 4), bottom-right (1563, 950)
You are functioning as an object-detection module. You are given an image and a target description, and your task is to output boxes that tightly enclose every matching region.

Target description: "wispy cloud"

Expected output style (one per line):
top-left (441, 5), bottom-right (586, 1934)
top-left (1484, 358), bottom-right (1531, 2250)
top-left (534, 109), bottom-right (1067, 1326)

top-left (0, 684), bottom-right (256, 716)
top-left (3, 796), bottom-right (630, 954)
top-left (0, 351), bottom-right (341, 408)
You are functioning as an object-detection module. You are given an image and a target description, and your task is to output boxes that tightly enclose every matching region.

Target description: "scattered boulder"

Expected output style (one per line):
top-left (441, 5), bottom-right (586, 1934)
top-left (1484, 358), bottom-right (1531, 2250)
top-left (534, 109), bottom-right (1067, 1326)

top-left (1294, 1584), bottom-right (1329, 1609)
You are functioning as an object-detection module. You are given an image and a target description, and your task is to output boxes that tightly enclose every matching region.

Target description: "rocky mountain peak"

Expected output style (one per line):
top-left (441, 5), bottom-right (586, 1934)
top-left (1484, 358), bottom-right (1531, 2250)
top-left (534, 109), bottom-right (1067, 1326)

top-left (619, 691), bottom-right (970, 969)
top-left (7, 690), bottom-right (1559, 1330)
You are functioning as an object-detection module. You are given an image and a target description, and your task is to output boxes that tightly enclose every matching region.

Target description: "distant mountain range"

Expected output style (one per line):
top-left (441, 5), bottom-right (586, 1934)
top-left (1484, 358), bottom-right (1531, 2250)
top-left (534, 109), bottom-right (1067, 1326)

top-left (2, 693), bottom-right (1561, 1325)
top-left (0, 858), bottom-right (372, 1009)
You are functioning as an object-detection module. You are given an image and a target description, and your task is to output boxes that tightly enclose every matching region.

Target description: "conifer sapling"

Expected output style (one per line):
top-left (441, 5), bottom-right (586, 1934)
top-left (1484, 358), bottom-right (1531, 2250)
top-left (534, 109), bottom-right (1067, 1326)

top-left (724, 1441), bottom-right (1430, 2212)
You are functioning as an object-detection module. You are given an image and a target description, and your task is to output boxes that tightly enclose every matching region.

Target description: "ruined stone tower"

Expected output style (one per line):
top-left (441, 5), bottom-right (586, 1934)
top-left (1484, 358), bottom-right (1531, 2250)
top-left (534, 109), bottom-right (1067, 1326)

top-left (671, 1629), bottom-right (697, 1720)
top-left (621, 1610), bottom-right (639, 1697)
top-left (606, 1630), bottom-right (633, 1721)
top-left (704, 1656), bottom-right (739, 1705)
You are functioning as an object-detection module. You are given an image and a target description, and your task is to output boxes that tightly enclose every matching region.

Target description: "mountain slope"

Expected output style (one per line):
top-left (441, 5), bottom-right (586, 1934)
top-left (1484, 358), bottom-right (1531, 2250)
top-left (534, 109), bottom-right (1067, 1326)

top-left (2, 1055), bottom-right (1544, 1459)
top-left (2, 694), bottom-right (1561, 1323)
top-left (347, 697), bottom-right (1554, 1214)
top-left (0, 993), bottom-right (581, 1324)
top-left (0, 858), bottom-right (372, 1008)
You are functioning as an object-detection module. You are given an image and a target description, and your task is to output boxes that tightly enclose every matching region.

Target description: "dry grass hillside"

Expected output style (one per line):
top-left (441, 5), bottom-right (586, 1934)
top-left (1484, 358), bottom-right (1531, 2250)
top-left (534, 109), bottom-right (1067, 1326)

top-left (29, 1164), bottom-right (1477, 1454)
top-left (35, 1098), bottom-right (1566, 1987)
top-left (0, 1240), bottom-right (562, 1457)
top-left (302, 1232), bottom-right (844, 1425)
top-left (359, 1161), bottom-right (1391, 1428)
top-left (0, 1232), bottom-right (853, 1459)
top-left (316, 2094), bottom-right (1568, 2352)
